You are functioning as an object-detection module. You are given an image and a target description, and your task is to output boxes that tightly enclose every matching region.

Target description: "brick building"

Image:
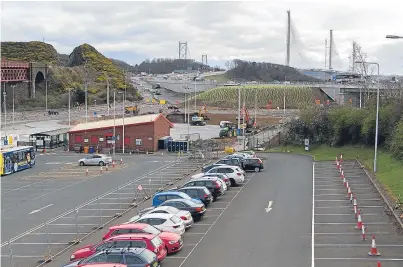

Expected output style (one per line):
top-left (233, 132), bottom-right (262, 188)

top-left (68, 114), bottom-right (173, 153)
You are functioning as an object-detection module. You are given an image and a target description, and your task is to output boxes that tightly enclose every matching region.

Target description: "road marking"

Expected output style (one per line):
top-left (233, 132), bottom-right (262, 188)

top-left (315, 205), bottom-right (383, 208)
top-left (311, 162), bottom-right (315, 267)
top-left (184, 233), bottom-right (205, 235)
top-left (0, 255), bottom-right (43, 258)
top-left (177, 167), bottom-right (259, 267)
top-left (265, 201), bottom-right (273, 212)
top-left (315, 244), bottom-right (403, 247)
top-left (191, 223), bottom-right (213, 226)
top-left (10, 242), bottom-right (70, 245)
top-left (28, 232), bottom-right (91, 235)
top-left (314, 232), bottom-right (391, 235)
top-left (48, 223), bottom-right (98, 226)
top-left (315, 213), bottom-right (383, 216)
top-left (314, 258), bottom-right (403, 261)
top-left (29, 204), bottom-right (53, 215)
top-left (315, 222), bottom-right (389, 225)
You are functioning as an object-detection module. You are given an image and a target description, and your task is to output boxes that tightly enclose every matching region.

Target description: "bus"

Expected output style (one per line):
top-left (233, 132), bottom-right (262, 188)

top-left (0, 146), bottom-right (36, 176)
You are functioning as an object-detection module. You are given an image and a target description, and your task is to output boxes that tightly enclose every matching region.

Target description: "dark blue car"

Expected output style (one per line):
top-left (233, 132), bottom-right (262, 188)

top-left (152, 191), bottom-right (202, 207)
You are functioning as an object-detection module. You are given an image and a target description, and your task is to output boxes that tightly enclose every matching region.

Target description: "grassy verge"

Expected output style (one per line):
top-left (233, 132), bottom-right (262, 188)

top-left (204, 74), bottom-right (229, 83)
top-left (267, 144), bottom-right (403, 200)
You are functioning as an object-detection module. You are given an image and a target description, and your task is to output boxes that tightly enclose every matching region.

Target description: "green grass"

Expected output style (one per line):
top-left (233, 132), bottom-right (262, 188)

top-left (267, 144), bottom-right (403, 200)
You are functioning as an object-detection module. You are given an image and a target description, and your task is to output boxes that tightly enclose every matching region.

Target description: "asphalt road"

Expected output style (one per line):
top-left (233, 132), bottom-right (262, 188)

top-left (0, 153), bottom-right (180, 242)
top-left (37, 153), bottom-right (313, 267)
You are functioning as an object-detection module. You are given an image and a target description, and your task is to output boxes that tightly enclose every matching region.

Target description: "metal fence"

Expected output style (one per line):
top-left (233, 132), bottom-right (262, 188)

top-left (1, 155), bottom-right (212, 267)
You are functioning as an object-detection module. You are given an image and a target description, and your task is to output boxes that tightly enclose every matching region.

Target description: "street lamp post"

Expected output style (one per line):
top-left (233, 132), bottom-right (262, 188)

top-left (3, 89), bottom-right (7, 136)
top-left (355, 61), bottom-right (380, 172)
top-left (68, 88), bottom-right (74, 126)
top-left (11, 85), bottom-right (16, 129)
top-left (84, 60), bottom-right (88, 123)
top-left (113, 89), bottom-right (116, 160)
top-left (122, 69), bottom-right (127, 154)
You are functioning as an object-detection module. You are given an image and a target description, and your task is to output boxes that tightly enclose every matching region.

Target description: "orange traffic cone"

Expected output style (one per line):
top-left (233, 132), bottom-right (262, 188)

top-left (335, 156), bottom-right (338, 164)
top-left (120, 158), bottom-right (123, 164)
top-left (340, 154), bottom-right (343, 163)
top-left (355, 211), bottom-right (363, 230)
top-left (350, 192), bottom-right (353, 203)
top-left (100, 166), bottom-right (103, 174)
top-left (86, 168), bottom-right (89, 176)
top-left (340, 170), bottom-right (345, 179)
top-left (347, 186), bottom-right (352, 198)
top-left (377, 261), bottom-right (381, 267)
top-left (345, 181), bottom-right (349, 189)
top-left (354, 204), bottom-right (358, 218)
top-left (336, 161), bottom-right (340, 169)
top-left (343, 177), bottom-right (347, 187)
top-left (361, 223), bottom-right (366, 240)
top-left (112, 161), bottom-right (116, 168)
top-left (368, 235), bottom-right (381, 256)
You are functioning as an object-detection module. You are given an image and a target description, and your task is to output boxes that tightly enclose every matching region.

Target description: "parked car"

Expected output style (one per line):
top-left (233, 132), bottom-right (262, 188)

top-left (202, 173), bottom-right (231, 188)
top-left (63, 248), bottom-right (159, 267)
top-left (127, 213), bottom-right (186, 236)
top-left (176, 186), bottom-right (213, 206)
top-left (239, 150), bottom-right (256, 157)
top-left (69, 234), bottom-right (167, 262)
top-left (194, 176), bottom-right (227, 192)
top-left (78, 154), bottom-right (112, 166)
top-left (160, 199), bottom-right (206, 221)
top-left (102, 223), bottom-right (183, 254)
top-left (192, 165), bottom-right (245, 187)
top-left (138, 206), bottom-right (194, 228)
top-left (214, 158), bottom-right (244, 169)
top-left (243, 158), bottom-right (264, 172)
top-left (151, 191), bottom-right (203, 207)
top-left (73, 264), bottom-right (127, 267)
top-left (182, 177), bottom-right (224, 201)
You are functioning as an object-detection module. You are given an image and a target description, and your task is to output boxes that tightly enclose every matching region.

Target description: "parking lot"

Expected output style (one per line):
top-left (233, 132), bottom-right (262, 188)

top-left (1, 152), bottom-right (212, 267)
top-left (314, 160), bottom-right (403, 267)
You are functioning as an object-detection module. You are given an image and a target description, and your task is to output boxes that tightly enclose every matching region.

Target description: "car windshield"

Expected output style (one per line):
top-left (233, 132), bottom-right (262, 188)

top-left (151, 237), bottom-right (163, 248)
top-left (143, 225), bottom-right (161, 235)
top-left (140, 249), bottom-right (156, 263)
top-left (171, 215), bottom-right (182, 224)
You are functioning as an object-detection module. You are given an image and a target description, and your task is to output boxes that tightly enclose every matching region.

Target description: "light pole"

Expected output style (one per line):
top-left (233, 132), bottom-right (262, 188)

top-left (113, 89), bottom-right (116, 160)
top-left (45, 70), bottom-right (48, 112)
top-left (356, 61), bottom-right (380, 172)
top-left (67, 88), bottom-right (74, 126)
top-left (122, 69), bottom-right (127, 154)
top-left (194, 82), bottom-right (197, 112)
top-left (84, 60), bottom-right (88, 123)
top-left (105, 73), bottom-right (110, 116)
top-left (11, 84), bottom-right (16, 129)
top-left (3, 88), bottom-right (7, 136)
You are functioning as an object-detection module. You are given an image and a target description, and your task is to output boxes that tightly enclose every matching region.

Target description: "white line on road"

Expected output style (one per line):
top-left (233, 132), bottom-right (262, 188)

top-left (315, 213), bottom-right (383, 216)
top-left (314, 258), bottom-right (403, 261)
top-left (10, 242), bottom-right (69, 245)
top-left (315, 244), bottom-right (403, 247)
top-left (265, 201), bottom-right (273, 212)
top-left (311, 162), bottom-right (315, 267)
top-left (191, 224), bottom-right (213, 226)
top-left (48, 223), bottom-right (98, 226)
top-left (314, 232), bottom-right (391, 235)
top-left (29, 204), bottom-right (53, 215)
top-left (0, 255), bottom-right (43, 258)
top-left (315, 222), bottom-right (389, 225)
top-left (28, 232), bottom-right (91, 235)
top-left (315, 205), bottom-right (383, 208)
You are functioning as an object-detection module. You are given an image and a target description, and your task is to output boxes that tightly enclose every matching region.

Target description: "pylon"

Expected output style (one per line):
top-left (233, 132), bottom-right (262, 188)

top-left (355, 211), bottom-right (363, 230)
top-left (361, 224), bottom-right (366, 240)
top-left (100, 166), bottom-right (103, 174)
top-left (343, 177), bottom-right (347, 187)
top-left (352, 196), bottom-right (358, 211)
top-left (105, 164), bottom-right (109, 171)
top-left (347, 186), bottom-right (352, 198)
top-left (340, 154), bottom-right (343, 163)
top-left (377, 261), bottom-right (381, 267)
top-left (339, 166), bottom-right (342, 173)
top-left (354, 204), bottom-right (358, 218)
top-left (86, 168), bottom-right (89, 176)
top-left (336, 161), bottom-right (340, 169)
top-left (120, 158), bottom-right (123, 164)
top-left (112, 161), bottom-right (116, 168)
top-left (350, 192), bottom-right (353, 203)
top-left (345, 181), bottom-right (349, 189)
top-left (368, 235), bottom-right (381, 256)
top-left (340, 170), bottom-right (345, 179)
top-left (335, 156), bottom-right (338, 164)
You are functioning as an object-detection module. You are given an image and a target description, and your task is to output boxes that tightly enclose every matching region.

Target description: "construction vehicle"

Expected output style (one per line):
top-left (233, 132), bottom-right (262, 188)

top-left (125, 105), bottom-right (140, 115)
top-left (219, 122), bottom-right (237, 138)
top-left (237, 106), bottom-right (258, 134)
top-left (190, 115), bottom-right (206, 126)
top-left (191, 105), bottom-right (210, 121)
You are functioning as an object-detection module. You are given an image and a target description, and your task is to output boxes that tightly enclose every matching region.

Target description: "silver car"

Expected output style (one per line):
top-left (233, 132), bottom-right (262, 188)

top-left (78, 154), bottom-right (112, 166)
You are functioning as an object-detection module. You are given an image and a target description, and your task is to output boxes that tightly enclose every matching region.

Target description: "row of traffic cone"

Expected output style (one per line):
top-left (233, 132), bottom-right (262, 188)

top-left (85, 158), bottom-right (124, 175)
top-left (335, 155), bottom-right (382, 258)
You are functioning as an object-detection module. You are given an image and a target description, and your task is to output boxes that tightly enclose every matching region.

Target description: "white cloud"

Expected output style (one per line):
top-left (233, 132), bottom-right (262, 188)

top-left (1, 0), bottom-right (402, 74)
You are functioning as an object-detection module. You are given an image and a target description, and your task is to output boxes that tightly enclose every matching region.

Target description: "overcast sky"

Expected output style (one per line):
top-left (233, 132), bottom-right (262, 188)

top-left (1, 0), bottom-right (402, 74)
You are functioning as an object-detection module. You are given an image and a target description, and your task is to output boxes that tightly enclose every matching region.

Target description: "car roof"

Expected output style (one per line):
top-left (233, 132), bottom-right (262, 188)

top-left (79, 264), bottom-right (127, 267)
top-left (210, 165), bottom-right (237, 169)
top-left (152, 206), bottom-right (178, 212)
top-left (95, 247), bottom-right (146, 255)
top-left (179, 186), bottom-right (207, 190)
top-left (139, 213), bottom-right (174, 219)
top-left (105, 233), bottom-right (156, 241)
top-left (155, 191), bottom-right (188, 197)
top-left (190, 177), bottom-right (218, 181)
top-left (163, 198), bottom-right (196, 205)
top-left (109, 223), bottom-right (148, 231)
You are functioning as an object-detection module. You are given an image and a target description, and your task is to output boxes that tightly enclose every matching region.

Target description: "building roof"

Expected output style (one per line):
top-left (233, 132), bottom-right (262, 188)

top-left (30, 128), bottom-right (71, 137)
top-left (69, 114), bottom-right (173, 134)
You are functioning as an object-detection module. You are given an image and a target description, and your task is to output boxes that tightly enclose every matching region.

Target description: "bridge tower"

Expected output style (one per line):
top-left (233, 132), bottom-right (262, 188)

top-left (201, 54), bottom-right (208, 71)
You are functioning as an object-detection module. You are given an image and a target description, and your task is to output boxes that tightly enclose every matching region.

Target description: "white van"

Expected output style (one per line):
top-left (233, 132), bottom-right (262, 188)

top-left (219, 121), bottom-right (232, 128)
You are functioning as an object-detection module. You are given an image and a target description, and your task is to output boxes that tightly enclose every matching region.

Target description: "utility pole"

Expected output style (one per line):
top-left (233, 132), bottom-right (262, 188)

top-left (122, 70), bottom-right (127, 154)
top-left (68, 88), bottom-right (72, 126)
top-left (11, 85), bottom-right (16, 129)
top-left (3, 89), bottom-right (7, 137)
top-left (106, 73), bottom-right (110, 116)
top-left (113, 89), bottom-right (116, 160)
top-left (84, 60), bottom-right (88, 123)
top-left (286, 10), bottom-right (291, 66)
top-left (352, 42), bottom-right (356, 73)
top-left (45, 69), bottom-right (48, 111)
top-left (324, 39), bottom-right (328, 69)
top-left (329, 29), bottom-right (333, 70)
top-left (194, 82), bottom-right (197, 112)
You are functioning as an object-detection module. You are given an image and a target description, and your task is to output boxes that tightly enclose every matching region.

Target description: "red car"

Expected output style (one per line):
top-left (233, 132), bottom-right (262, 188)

top-left (78, 264), bottom-right (127, 267)
top-left (102, 223), bottom-right (183, 254)
top-left (70, 234), bottom-right (167, 262)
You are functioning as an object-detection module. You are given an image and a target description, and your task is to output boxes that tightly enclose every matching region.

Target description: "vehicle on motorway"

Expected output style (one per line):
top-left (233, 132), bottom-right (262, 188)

top-left (127, 213), bottom-right (186, 236)
top-left (102, 223), bottom-right (182, 254)
top-left (151, 191), bottom-right (203, 207)
top-left (78, 154), bottom-right (113, 166)
top-left (63, 248), bottom-right (159, 267)
top-left (243, 158), bottom-right (264, 172)
top-left (70, 234), bottom-right (167, 262)
top-left (0, 146), bottom-right (35, 175)
top-left (202, 173), bottom-right (231, 187)
top-left (182, 177), bottom-right (224, 201)
top-left (136, 206), bottom-right (194, 228)
top-left (192, 165), bottom-right (245, 186)
top-left (160, 199), bottom-right (207, 221)
top-left (176, 186), bottom-right (213, 206)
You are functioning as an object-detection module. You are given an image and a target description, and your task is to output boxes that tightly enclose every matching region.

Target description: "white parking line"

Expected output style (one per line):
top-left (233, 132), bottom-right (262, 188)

top-left (49, 223), bottom-right (99, 226)
top-left (315, 222), bottom-right (389, 225)
top-left (28, 232), bottom-right (91, 235)
top-left (315, 244), bottom-right (403, 247)
top-left (315, 258), bottom-right (403, 261)
top-left (315, 205), bottom-right (383, 208)
top-left (191, 224), bottom-right (212, 226)
top-left (10, 242), bottom-right (70, 245)
top-left (315, 213), bottom-right (383, 216)
top-left (314, 232), bottom-right (391, 235)
top-left (0, 255), bottom-right (43, 258)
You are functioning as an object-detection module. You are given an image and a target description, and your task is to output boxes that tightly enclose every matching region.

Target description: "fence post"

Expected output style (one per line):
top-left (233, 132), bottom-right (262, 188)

top-left (8, 240), bottom-right (14, 267)
top-left (97, 197), bottom-right (103, 228)
top-left (74, 209), bottom-right (79, 241)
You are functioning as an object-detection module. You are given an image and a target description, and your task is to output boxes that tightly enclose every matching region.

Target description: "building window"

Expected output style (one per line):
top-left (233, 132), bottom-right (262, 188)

top-left (135, 139), bottom-right (142, 146)
top-left (75, 135), bottom-right (83, 143)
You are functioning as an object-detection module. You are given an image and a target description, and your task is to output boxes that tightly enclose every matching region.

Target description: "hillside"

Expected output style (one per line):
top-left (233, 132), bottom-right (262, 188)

top-left (136, 58), bottom-right (220, 74)
top-left (109, 58), bottom-right (136, 72)
top-left (1, 42), bottom-right (141, 109)
top-left (1, 41), bottom-right (59, 64)
top-left (214, 59), bottom-right (320, 83)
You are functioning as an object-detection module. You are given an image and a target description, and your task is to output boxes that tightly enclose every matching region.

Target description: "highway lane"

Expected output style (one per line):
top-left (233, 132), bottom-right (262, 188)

top-left (0, 154), bottom-right (178, 242)
top-left (174, 153), bottom-right (313, 267)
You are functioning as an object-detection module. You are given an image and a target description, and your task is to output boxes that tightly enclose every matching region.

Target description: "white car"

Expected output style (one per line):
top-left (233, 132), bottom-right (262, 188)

top-left (127, 213), bottom-right (186, 236)
top-left (192, 165), bottom-right (245, 186)
top-left (198, 176), bottom-right (227, 192)
top-left (144, 206), bottom-right (194, 228)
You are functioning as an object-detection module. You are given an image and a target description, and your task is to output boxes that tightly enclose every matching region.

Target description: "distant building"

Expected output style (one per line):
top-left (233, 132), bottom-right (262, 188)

top-left (68, 114), bottom-right (173, 153)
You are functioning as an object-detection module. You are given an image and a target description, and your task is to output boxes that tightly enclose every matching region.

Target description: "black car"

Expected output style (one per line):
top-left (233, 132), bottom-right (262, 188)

top-left (176, 186), bottom-right (212, 206)
top-left (183, 177), bottom-right (224, 201)
top-left (161, 199), bottom-right (206, 221)
top-left (215, 158), bottom-right (244, 169)
top-left (243, 158), bottom-right (264, 172)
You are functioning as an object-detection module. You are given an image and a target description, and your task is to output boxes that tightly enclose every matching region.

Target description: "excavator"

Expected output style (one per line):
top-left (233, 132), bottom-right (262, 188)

top-left (189, 105), bottom-right (210, 126)
top-left (237, 106), bottom-right (257, 134)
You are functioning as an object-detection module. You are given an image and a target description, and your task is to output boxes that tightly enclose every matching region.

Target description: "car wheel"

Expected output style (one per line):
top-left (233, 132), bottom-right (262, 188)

top-left (254, 167), bottom-right (260, 172)
top-left (99, 161), bottom-right (105, 166)
top-left (212, 196), bottom-right (218, 202)
top-left (79, 161), bottom-right (84, 166)
top-left (230, 178), bottom-right (236, 187)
